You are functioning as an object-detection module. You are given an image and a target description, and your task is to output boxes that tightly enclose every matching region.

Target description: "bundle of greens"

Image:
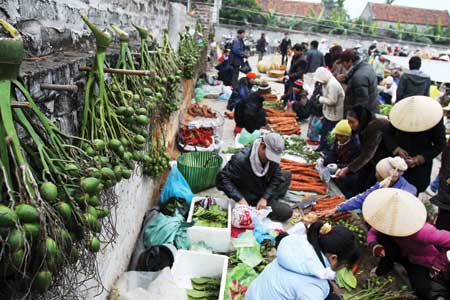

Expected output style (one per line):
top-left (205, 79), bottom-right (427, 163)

top-left (187, 277), bottom-right (221, 300)
top-left (284, 136), bottom-right (320, 162)
top-left (342, 276), bottom-right (412, 300)
top-left (193, 205), bottom-right (228, 228)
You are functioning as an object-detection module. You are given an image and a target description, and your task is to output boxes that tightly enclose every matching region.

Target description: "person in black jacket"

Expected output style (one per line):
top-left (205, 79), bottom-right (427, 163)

top-left (279, 32), bottom-right (291, 65)
top-left (227, 72), bottom-right (256, 111)
top-left (396, 56), bottom-right (431, 102)
top-left (234, 93), bottom-right (267, 133)
top-left (216, 133), bottom-right (293, 222)
top-left (384, 96), bottom-right (446, 193)
top-left (256, 33), bottom-right (268, 62)
top-left (338, 49), bottom-right (379, 114)
top-left (283, 43), bottom-right (307, 94)
top-left (230, 29), bottom-right (248, 87)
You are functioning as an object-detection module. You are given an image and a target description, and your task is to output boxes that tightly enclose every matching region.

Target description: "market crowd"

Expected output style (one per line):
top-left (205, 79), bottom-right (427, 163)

top-left (217, 29), bottom-right (450, 300)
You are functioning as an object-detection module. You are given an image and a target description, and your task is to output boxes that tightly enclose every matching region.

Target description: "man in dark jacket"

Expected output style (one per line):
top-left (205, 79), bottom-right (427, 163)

top-left (396, 56), bottom-right (431, 101)
top-left (256, 33), bottom-right (267, 62)
top-left (216, 133), bottom-right (293, 222)
top-left (338, 49), bottom-right (379, 114)
top-left (305, 40), bottom-right (324, 74)
top-left (230, 29), bottom-right (248, 87)
top-left (283, 43), bottom-right (307, 93)
top-left (234, 93), bottom-right (267, 133)
top-left (279, 32), bottom-right (291, 65)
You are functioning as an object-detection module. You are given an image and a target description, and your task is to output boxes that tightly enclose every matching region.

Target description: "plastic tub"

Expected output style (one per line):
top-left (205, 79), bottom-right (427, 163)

top-left (171, 250), bottom-right (229, 300)
top-left (187, 197), bottom-right (232, 253)
top-left (177, 152), bottom-right (223, 193)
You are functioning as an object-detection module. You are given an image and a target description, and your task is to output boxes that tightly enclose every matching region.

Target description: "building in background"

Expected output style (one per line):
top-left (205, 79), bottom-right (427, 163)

top-left (256, 0), bottom-right (323, 18)
top-left (360, 2), bottom-right (450, 32)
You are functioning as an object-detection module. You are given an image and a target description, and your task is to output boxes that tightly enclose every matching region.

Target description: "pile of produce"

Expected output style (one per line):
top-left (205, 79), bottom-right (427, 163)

top-left (265, 108), bottom-right (300, 135)
top-left (179, 126), bottom-right (214, 148)
top-left (263, 101), bottom-right (284, 110)
top-left (0, 17), bottom-right (113, 298)
top-left (187, 103), bottom-right (217, 118)
top-left (342, 276), bottom-right (412, 300)
top-left (379, 104), bottom-right (393, 116)
top-left (336, 268), bottom-right (358, 291)
top-left (261, 94), bottom-right (278, 102)
top-left (187, 277), bottom-right (220, 300)
top-left (192, 204), bottom-right (228, 228)
top-left (178, 24), bottom-right (204, 79)
top-left (311, 195), bottom-right (348, 216)
top-left (284, 136), bottom-right (321, 162)
top-left (133, 24), bottom-right (175, 178)
top-left (281, 159), bottom-right (327, 194)
top-left (332, 219), bottom-right (366, 246)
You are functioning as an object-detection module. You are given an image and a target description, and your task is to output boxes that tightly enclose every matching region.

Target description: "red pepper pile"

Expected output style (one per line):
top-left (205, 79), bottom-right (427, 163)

top-left (179, 125), bottom-right (214, 147)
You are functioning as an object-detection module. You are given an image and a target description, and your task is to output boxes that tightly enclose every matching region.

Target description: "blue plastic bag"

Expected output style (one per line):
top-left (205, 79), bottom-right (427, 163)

top-left (159, 165), bottom-right (195, 205)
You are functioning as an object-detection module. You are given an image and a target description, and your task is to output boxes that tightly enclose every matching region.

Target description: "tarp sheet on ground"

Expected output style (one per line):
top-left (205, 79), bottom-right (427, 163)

top-left (385, 55), bottom-right (450, 83)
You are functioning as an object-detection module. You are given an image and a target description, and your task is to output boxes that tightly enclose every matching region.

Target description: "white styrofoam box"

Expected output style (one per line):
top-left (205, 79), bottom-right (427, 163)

top-left (187, 197), bottom-right (232, 253)
top-left (171, 250), bottom-right (228, 300)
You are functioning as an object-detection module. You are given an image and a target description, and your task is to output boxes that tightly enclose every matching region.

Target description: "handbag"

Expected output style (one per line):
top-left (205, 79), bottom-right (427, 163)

top-left (240, 59), bottom-right (252, 74)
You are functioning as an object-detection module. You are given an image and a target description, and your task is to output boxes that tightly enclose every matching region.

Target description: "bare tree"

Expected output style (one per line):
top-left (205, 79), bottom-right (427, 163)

top-left (385, 0), bottom-right (395, 4)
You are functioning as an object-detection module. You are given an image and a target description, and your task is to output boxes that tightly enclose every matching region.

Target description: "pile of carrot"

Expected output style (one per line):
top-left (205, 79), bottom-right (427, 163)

top-left (264, 108), bottom-right (301, 135)
top-left (281, 158), bottom-right (327, 194)
top-left (311, 195), bottom-right (352, 220)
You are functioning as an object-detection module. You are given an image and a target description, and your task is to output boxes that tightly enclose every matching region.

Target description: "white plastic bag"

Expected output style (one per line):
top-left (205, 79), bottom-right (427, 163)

top-left (231, 205), bottom-right (272, 229)
top-left (146, 267), bottom-right (187, 300)
top-left (111, 271), bottom-right (160, 300)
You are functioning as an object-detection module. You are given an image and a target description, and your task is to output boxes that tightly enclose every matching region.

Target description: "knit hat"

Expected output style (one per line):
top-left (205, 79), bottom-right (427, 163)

top-left (375, 156), bottom-right (408, 179)
top-left (389, 96), bottom-right (443, 132)
top-left (362, 188), bottom-right (426, 237)
top-left (246, 72), bottom-right (257, 79)
top-left (292, 80), bottom-right (303, 89)
top-left (333, 120), bottom-right (351, 137)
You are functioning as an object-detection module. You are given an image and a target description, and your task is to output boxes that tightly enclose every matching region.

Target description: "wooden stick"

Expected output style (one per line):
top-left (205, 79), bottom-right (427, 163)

top-left (79, 66), bottom-right (154, 76)
top-left (11, 101), bottom-right (31, 108)
top-left (40, 83), bottom-right (78, 92)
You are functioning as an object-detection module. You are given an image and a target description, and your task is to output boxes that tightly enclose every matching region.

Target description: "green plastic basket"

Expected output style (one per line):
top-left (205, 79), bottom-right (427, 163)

top-left (177, 152), bottom-right (223, 193)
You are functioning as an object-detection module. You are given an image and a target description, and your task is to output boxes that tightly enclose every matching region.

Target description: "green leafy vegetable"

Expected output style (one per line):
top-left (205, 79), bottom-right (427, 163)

top-left (336, 267), bottom-right (357, 291)
top-left (193, 205), bottom-right (228, 228)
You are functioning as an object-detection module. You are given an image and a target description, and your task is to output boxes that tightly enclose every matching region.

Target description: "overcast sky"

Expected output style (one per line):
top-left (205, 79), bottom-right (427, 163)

top-left (302, 0), bottom-right (450, 19)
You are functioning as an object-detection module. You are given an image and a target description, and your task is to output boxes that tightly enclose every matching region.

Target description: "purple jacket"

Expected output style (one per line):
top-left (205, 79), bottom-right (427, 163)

top-left (336, 176), bottom-right (417, 212)
top-left (368, 223), bottom-right (450, 269)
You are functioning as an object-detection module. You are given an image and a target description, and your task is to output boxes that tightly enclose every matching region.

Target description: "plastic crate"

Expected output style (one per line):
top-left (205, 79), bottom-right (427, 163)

top-left (187, 197), bottom-right (232, 253)
top-left (171, 250), bottom-right (228, 300)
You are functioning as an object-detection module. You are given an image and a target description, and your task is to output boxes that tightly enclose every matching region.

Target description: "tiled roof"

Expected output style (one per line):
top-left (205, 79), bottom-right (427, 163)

top-left (256, 0), bottom-right (323, 17)
top-left (367, 2), bottom-right (450, 27)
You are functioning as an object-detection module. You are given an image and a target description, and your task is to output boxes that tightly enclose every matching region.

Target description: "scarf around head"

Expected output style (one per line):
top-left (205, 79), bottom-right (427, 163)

top-left (250, 139), bottom-right (270, 177)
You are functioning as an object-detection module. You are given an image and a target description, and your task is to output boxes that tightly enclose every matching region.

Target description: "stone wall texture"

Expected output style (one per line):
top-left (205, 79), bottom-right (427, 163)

top-left (0, 0), bottom-right (171, 55)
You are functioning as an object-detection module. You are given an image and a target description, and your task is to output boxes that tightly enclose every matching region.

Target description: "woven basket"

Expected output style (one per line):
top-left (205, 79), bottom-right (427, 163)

top-left (177, 152), bottom-right (223, 193)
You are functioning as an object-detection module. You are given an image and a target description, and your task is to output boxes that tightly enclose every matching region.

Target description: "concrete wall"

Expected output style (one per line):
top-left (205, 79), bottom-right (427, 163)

top-left (169, 2), bottom-right (198, 51)
top-left (0, 0), bottom-right (171, 55)
top-left (215, 23), bottom-right (449, 52)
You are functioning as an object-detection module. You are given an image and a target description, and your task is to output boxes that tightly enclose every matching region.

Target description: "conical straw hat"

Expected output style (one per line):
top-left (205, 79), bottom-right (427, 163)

top-left (389, 96), bottom-right (443, 132)
top-left (362, 188), bottom-right (426, 237)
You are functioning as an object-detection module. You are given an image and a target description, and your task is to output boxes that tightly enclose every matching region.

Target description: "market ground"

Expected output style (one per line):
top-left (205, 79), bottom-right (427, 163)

top-left (199, 54), bottom-right (440, 204)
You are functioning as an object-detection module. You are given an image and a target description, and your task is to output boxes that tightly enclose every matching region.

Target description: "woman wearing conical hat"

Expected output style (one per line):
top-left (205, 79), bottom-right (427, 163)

top-left (384, 96), bottom-right (446, 193)
top-left (363, 188), bottom-right (450, 300)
